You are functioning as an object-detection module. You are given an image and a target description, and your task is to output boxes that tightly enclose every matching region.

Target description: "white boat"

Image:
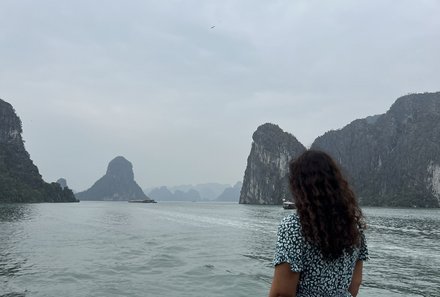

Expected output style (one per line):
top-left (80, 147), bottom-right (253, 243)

top-left (282, 201), bottom-right (295, 209)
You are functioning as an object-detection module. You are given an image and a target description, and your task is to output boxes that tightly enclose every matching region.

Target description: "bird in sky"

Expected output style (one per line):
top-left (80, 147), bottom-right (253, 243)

top-left (210, 25), bottom-right (215, 29)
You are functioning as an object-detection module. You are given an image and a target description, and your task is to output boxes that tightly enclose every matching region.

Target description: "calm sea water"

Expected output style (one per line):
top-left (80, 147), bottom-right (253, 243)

top-left (0, 202), bottom-right (439, 297)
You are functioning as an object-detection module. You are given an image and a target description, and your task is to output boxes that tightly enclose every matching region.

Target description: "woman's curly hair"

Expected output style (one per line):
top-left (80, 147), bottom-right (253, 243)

top-left (289, 150), bottom-right (365, 260)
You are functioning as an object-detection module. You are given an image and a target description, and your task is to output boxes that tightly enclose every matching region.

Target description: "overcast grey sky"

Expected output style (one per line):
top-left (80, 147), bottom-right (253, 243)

top-left (1, 0), bottom-right (439, 191)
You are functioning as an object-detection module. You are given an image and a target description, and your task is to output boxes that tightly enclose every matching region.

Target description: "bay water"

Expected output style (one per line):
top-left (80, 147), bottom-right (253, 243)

top-left (1, 202), bottom-right (439, 297)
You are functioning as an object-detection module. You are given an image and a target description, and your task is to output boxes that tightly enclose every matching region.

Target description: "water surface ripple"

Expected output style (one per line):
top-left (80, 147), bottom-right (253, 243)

top-left (0, 202), bottom-right (438, 297)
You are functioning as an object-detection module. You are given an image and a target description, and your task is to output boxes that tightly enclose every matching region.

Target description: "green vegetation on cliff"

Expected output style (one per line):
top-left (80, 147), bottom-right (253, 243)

top-left (241, 92), bottom-right (440, 208)
top-left (0, 98), bottom-right (78, 203)
top-left (312, 92), bottom-right (440, 208)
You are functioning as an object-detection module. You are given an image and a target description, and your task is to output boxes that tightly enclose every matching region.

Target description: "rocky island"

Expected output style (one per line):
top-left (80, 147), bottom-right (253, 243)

top-left (240, 92), bottom-right (440, 208)
top-left (312, 92), bottom-right (440, 207)
top-left (0, 98), bottom-right (77, 203)
top-left (76, 156), bottom-right (152, 201)
top-left (239, 123), bottom-right (306, 204)
top-left (216, 182), bottom-right (242, 202)
top-left (56, 178), bottom-right (68, 189)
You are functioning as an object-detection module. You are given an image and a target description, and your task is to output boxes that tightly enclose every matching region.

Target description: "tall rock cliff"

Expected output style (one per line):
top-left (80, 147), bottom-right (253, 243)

top-left (312, 92), bottom-right (440, 207)
top-left (239, 123), bottom-right (306, 204)
top-left (76, 156), bottom-right (150, 201)
top-left (0, 98), bottom-right (77, 203)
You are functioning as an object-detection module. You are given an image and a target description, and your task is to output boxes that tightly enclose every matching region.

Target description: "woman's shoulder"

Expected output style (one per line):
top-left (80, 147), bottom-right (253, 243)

top-left (279, 213), bottom-right (301, 232)
top-left (275, 213), bottom-right (306, 254)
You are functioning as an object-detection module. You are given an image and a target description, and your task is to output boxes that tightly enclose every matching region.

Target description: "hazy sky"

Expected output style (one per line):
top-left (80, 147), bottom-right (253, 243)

top-left (1, 0), bottom-right (439, 191)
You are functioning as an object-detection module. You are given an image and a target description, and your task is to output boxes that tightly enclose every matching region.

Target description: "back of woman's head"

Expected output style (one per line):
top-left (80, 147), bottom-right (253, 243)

top-left (289, 150), bottom-right (365, 259)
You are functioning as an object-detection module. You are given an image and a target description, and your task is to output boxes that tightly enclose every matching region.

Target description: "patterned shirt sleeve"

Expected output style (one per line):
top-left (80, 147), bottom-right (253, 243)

top-left (273, 215), bottom-right (304, 272)
top-left (357, 230), bottom-right (369, 261)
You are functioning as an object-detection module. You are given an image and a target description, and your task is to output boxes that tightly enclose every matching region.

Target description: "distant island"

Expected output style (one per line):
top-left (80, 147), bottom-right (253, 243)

top-left (75, 156), bottom-right (153, 201)
top-left (240, 92), bottom-right (440, 208)
top-left (215, 182), bottom-right (242, 202)
top-left (0, 98), bottom-right (78, 203)
top-left (147, 182), bottom-right (241, 202)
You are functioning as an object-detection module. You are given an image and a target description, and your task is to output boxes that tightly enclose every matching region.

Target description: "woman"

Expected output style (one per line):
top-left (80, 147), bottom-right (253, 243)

top-left (269, 150), bottom-right (368, 297)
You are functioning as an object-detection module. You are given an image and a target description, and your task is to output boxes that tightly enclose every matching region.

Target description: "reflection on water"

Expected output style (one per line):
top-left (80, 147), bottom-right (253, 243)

top-left (0, 204), bottom-right (33, 222)
top-left (0, 254), bottom-right (27, 277)
top-left (0, 202), bottom-right (439, 297)
top-left (0, 293), bottom-right (26, 297)
top-left (0, 204), bottom-right (34, 296)
top-left (0, 204), bottom-right (32, 279)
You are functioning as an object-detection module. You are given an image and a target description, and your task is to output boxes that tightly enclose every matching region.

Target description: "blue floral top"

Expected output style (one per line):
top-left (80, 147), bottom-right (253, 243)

top-left (273, 214), bottom-right (369, 297)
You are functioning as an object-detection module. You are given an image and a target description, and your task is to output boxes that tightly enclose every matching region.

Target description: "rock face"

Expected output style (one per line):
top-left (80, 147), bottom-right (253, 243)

top-left (216, 182), bottom-right (242, 202)
top-left (0, 98), bottom-right (77, 203)
top-left (312, 92), bottom-right (440, 207)
top-left (239, 123), bottom-right (306, 204)
top-left (240, 92), bottom-right (440, 207)
top-left (76, 156), bottom-right (150, 201)
top-left (56, 178), bottom-right (68, 189)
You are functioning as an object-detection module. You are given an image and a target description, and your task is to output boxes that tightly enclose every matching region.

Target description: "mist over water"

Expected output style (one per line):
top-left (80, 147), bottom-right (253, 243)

top-left (1, 202), bottom-right (439, 297)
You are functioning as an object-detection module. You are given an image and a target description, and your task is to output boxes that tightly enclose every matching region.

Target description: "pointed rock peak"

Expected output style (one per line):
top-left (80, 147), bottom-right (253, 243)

top-left (106, 156), bottom-right (134, 180)
top-left (76, 156), bottom-right (148, 201)
top-left (56, 178), bottom-right (68, 189)
top-left (0, 98), bottom-right (13, 109)
top-left (252, 122), bottom-right (303, 152)
top-left (253, 123), bottom-right (283, 139)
